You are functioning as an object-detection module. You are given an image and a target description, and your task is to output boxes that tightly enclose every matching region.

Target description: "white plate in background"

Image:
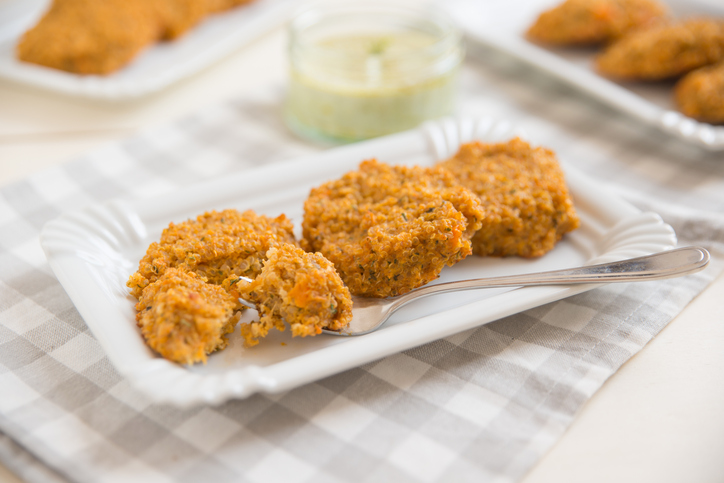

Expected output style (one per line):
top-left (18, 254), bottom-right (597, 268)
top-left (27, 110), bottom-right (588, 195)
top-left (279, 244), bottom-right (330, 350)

top-left (447, 0), bottom-right (724, 151)
top-left (40, 117), bottom-right (676, 407)
top-left (0, 0), bottom-right (295, 99)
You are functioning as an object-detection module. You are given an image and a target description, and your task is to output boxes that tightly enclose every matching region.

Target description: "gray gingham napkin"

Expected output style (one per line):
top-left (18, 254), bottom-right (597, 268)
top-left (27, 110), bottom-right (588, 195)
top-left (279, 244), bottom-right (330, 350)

top-left (2, 50), bottom-right (724, 483)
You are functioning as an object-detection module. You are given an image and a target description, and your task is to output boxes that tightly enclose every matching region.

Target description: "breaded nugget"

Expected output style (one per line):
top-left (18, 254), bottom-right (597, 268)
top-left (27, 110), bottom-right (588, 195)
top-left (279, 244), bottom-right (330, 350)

top-left (302, 160), bottom-right (485, 298)
top-left (227, 244), bottom-right (353, 346)
top-left (127, 209), bottom-right (296, 300)
top-left (527, 0), bottom-right (668, 45)
top-left (438, 138), bottom-right (579, 258)
top-left (596, 18), bottom-right (724, 80)
top-left (135, 268), bottom-right (240, 365)
top-left (16, 0), bottom-right (160, 75)
top-left (17, 0), bottom-right (257, 74)
top-left (675, 62), bottom-right (724, 124)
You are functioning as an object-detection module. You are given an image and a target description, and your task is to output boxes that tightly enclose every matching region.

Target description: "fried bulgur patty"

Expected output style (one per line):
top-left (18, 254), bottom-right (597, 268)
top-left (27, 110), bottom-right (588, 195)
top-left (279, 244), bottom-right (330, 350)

top-left (135, 268), bottom-right (240, 365)
top-left (302, 159), bottom-right (485, 298)
top-left (17, 0), bottom-right (256, 74)
top-left (527, 0), bottom-right (668, 46)
top-left (438, 138), bottom-right (579, 258)
top-left (675, 61), bottom-right (724, 124)
top-left (127, 209), bottom-right (296, 300)
top-left (596, 18), bottom-right (724, 80)
top-left (16, 0), bottom-right (160, 75)
top-left (227, 244), bottom-right (353, 347)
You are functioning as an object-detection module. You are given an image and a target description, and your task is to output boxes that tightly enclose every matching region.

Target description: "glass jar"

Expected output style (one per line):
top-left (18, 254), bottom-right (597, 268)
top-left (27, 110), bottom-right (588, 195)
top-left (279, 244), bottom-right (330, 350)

top-left (284, 1), bottom-right (464, 143)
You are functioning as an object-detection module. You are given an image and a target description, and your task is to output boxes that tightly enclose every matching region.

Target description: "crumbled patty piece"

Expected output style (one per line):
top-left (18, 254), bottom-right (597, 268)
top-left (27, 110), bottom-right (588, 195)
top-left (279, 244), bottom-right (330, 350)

top-left (16, 0), bottom-right (256, 75)
top-left (527, 0), bottom-right (668, 45)
top-left (438, 138), bottom-right (579, 258)
top-left (135, 268), bottom-right (240, 365)
top-left (302, 159), bottom-right (485, 298)
top-left (127, 209), bottom-right (296, 300)
top-left (227, 244), bottom-right (353, 346)
top-left (596, 18), bottom-right (724, 80)
top-left (675, 61), bottom-right (724, 124)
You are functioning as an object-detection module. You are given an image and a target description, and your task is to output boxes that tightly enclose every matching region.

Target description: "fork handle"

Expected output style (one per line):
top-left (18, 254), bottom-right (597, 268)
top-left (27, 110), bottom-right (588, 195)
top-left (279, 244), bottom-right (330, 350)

top-left (389, 246), bottom-right (710, 312)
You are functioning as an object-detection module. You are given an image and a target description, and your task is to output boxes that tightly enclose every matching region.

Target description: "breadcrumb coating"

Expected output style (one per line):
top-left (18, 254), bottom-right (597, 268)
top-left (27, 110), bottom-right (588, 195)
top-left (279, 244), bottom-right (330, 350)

top-left (151, 0), bottom-right (208, 40)
top-left (438, 138), bottom-right (580, 258)
top-left (227, 244), bottom-right (353, 347)
top-left (527, 0), bottom-right (668, 45)
top-left (16, 0), bottom-right (256, 74)
top-left (675, 61), bottom-right (724, 124)
top-left (153, 0), bottom-right (257, 39)
top-left (596, 18), bottom-right (724, 80)
top-left (302, 159), bottom-right (485, 298)
top-left (205, 0), bottom-right (256, 14)
top-left (135, 268), bottom-right (240, 365)
top-left (127, 209), bottom-right (296, 300)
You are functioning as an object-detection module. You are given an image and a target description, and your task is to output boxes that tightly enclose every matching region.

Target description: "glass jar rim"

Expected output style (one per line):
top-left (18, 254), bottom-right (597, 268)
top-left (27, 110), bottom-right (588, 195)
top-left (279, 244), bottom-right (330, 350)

top-left (288, 0), bottom-right (462, 62)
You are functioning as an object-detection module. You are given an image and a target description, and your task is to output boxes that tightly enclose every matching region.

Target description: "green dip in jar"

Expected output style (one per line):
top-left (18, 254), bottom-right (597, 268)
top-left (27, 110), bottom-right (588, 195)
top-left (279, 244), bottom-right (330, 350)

top-left (285, 2), bottom-right (464, 143)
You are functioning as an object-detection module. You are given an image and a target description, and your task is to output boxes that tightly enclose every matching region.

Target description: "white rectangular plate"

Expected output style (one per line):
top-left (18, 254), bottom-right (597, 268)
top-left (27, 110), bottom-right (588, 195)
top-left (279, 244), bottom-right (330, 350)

top-left (40, 117), bottom-right (676, 407)
top-left (0, 0), bottom-right (295, 99)
top-left (446, 0), bottom-right (724, 150)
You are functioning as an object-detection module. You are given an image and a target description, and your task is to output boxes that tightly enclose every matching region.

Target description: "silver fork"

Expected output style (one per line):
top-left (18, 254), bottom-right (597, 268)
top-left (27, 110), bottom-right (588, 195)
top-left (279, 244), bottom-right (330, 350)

top-left (322, 246), bottom-right (709, 336)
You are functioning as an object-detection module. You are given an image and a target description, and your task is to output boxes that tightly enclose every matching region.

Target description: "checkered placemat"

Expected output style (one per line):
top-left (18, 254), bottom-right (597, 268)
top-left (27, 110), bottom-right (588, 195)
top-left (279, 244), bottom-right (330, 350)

top-left (2, 49), bottom-right (724, 483)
